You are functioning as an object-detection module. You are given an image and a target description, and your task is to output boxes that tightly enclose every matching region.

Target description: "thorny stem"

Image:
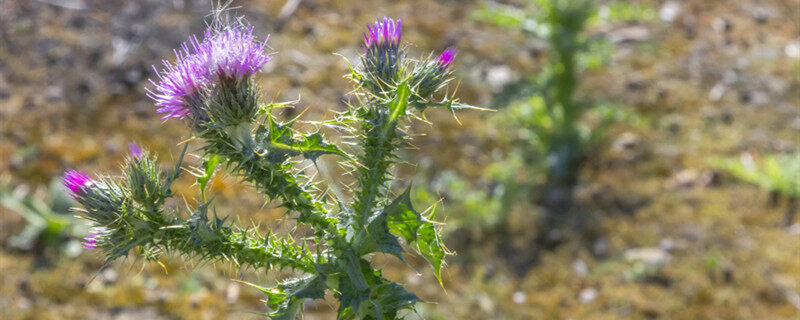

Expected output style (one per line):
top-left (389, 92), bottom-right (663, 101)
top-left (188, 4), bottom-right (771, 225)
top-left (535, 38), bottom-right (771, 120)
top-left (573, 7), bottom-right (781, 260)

top-left (202, 126), bottom-right (337, 235)
top-left (150, 209), bottom-right (316, 273)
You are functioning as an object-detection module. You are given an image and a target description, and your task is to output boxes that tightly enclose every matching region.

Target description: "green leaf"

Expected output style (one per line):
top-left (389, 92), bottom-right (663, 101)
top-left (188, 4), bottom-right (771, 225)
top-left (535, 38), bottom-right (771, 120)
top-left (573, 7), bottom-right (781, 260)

top-left (295, 132), bottom-right (348, 161)
top-left (268, 115), bottom-right (295, 144)
top-left (162, 141), bottom-right (189, 194)
top-left (369, 281), bottom-right (421, 319)
top-left (416, 206), bottom-right (447, 286)
top-left (384, 186), bottom-right (423, 243)
top-left (379, 186), bottom-right (448, 285)
top-left (245, 275), bottom-right (327, 320)
top-left (362, 209), bottom-right (404, 260)
top-left (710, 153), bottom-right (800, 198)
top-left (262, 117), bottom-right (347, 161)
top-left (197, 155), bottom-right (219, 195)
top-left (336, 256), bottom-right (373, 318)
top-left (382, 80), bottom-right (411, 137)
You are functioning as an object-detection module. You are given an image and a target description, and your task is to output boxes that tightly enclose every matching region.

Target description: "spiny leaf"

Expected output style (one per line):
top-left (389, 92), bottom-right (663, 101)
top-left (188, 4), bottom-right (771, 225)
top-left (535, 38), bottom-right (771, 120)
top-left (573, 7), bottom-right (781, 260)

top-left (359, 186), bottom-right (424, 260)
top-left (363, 212), bottom-right (404, 260)
top-left (382, 80), bottom-right (411, 137)
top-left (369, 281), bottom-right (421, 319)
top-left (263, 117), bottom-right (347, 161)
top-left (416, 205), bottom-right (447, 286)
top-left (384, 185), bottom-right (423, 243)
top-left (256, 275), bottom-right (327, 320)
top-left (268, 116), bottom-right (295, 143)
top-left (295, 132), bottom-right (349, 160)
top-left (196, 155), bottom-right (219, 195)
top-left (162, 141), bottom-right (189, 194)
top-left (336, 255), bottom-right (373, 317)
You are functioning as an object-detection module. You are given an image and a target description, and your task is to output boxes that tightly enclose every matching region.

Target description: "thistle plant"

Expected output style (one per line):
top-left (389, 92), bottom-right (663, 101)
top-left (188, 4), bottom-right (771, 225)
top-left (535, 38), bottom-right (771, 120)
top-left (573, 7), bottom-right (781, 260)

top-left (63, 15), bottom-right (474, 319)
top-left (472, 0), bottom-right (638, 217)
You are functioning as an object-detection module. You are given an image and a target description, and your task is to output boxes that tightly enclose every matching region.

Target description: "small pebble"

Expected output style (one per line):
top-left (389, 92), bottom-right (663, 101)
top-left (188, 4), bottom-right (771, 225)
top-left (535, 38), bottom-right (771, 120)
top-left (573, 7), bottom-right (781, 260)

top-left (512, 291), bottom-right (527, 304)
top-left (659, 2), bottom-right (681, 22)
top-left (579, 288), bottom-right (598, 303)
top-left (573, 259), bottom-right (588, 277)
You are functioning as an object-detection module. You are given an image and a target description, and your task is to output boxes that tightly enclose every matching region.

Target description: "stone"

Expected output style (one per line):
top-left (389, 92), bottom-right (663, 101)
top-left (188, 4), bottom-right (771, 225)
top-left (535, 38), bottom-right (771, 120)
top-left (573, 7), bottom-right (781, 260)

top-left (579, 288), bottom-right (598, 303)
top-left (659, 2), bottom-right (681, 22)
top-left (624, 247), bottom-right (671, 269)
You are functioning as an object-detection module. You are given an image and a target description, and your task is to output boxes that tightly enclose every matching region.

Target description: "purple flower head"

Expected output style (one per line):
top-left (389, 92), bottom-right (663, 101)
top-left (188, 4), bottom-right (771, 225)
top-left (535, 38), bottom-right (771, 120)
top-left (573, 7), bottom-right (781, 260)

top-left (364, 17), bottom-right (402, 51)
top-left (437, 47), bottom-right (456, 68)
top-left (128, 142), bottom-right (142, 159)
top-left (193, 25), bottom-right (271, 81)
top-left (82, 233), bottom-right (101, 249)
top-left (147, 23), bottom-right (270, 120)
top-left (62, 169), bottom-right (93, 199)
top-left (146, 47), bottom-right (211, 119)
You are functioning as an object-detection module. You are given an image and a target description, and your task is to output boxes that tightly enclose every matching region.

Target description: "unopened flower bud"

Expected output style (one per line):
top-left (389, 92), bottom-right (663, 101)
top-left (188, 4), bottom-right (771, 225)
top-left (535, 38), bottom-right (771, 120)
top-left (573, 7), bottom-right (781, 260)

top-left (63, 169), bottom-right (126, 224)
top-left (360, 17), bottom-right (403, 93)
top-left (124, 142), bottom-right (163, 205)
top-left (411, 47), bottom-right (456, 101)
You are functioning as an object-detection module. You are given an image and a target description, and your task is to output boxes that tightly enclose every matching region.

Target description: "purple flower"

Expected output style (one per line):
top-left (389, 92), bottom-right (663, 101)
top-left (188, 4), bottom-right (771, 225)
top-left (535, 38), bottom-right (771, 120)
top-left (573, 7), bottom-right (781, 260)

top-left (364, 17), bottom-right (402, 51)
top-left (437, 47), bottom-right (456, 68)
top-left (147, 24), bottom-right (270, 120)
top-left (62, 169), bottom-right (93, 200)
top-left (128, 142), bottom-right (142, 159)
top-left (146, 47), bottom-right (211, 119)
top-left (82, 233), bottom-right (101, 249)
top-left (193, 25), bottom-right (271, 81)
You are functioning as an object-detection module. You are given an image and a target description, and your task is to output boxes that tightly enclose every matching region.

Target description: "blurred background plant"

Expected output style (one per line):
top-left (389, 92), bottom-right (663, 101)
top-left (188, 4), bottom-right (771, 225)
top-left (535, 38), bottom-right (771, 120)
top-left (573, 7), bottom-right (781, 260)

top-left (1, 178), bottom-right (89, 267)
top-left (477, 0), bottom-right (644, 216)
top-left (417, 1), bottom-right (645, 270)
top-left (711, 152), bottom-right (800, 226)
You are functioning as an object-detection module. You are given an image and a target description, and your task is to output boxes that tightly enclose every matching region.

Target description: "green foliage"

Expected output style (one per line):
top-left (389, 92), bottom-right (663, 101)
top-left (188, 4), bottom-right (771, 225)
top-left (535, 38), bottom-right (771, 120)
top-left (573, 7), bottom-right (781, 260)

top-left (65, 15), bottom-right (474, 320)
top-left (0, 180), bottom-right (89, 261)
top-left (196, 154), bottom-right (219, 201)
top-left (473, 1), bottom-right (601, 190)
top-left (599, 1), bottom-right (657, 23)
top-left (476, 1), bottom-right (642, 205)
top-left (711, 153), bottom-right (800, 199)
top-left (422, 1), bottom-right (648, 235)
top-left (470, 4), bottom-right (527, 29)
